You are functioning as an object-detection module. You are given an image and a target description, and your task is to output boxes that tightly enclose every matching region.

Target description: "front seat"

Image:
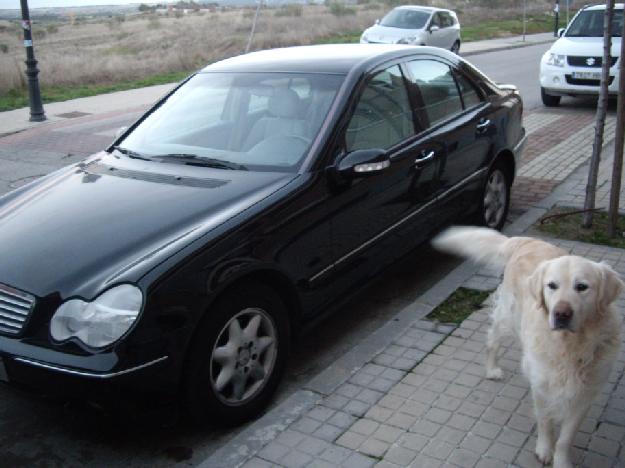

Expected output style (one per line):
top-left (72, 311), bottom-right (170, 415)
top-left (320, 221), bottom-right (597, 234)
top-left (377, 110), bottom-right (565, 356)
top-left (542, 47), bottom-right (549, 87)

top-left (243, 88), bottom-right (307, 150)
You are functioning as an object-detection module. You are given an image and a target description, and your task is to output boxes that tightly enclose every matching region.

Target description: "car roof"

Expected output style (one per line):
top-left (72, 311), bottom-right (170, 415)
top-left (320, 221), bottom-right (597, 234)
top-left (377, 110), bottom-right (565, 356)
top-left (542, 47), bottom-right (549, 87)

top-left (393, 5), bottom-right (451, 13)
top-left (583, 2), bottom-right (623, 10)
top-left (201, 44), bottom-right (453, 74)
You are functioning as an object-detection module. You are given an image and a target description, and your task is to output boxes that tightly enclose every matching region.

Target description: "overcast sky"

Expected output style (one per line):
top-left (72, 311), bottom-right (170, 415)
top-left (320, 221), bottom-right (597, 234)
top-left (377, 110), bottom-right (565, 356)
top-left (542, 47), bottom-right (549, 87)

top-left (5, 1), bottom-right (143, 8)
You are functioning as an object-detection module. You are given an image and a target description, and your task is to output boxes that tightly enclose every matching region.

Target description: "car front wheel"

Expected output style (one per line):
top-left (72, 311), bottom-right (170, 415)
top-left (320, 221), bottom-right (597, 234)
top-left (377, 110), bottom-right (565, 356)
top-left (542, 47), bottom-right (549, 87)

top-left (184, 282), bottom-right (290, 426)
top-left (451, 40), bottom-right (461, 54)
top-left (477, 161), bottom-right (510, 231)
top-left (541, 87), bottom-right (561, 107)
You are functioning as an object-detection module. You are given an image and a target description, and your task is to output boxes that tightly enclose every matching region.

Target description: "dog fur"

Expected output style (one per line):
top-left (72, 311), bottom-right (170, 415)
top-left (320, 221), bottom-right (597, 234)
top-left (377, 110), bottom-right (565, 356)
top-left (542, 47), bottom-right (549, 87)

top-left (432, 226), bottom-right (623, 468)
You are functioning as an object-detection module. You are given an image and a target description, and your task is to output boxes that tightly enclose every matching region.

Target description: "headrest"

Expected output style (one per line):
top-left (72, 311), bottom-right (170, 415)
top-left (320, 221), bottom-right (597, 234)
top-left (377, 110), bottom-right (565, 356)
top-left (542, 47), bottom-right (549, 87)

top-left (268, 88), bottom-right (300, 118)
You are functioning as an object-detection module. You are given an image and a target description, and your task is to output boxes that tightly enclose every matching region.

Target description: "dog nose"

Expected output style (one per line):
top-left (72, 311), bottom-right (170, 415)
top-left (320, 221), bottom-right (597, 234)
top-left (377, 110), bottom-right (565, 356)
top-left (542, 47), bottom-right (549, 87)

top-left (553, 302), bottom-right (573, 329)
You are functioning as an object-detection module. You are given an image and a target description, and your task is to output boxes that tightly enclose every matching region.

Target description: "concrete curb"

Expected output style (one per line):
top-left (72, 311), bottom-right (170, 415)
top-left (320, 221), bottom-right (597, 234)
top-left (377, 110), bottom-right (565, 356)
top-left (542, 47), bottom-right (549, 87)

top-left (198, 171), bottom-right (560, 468)
top-left (461, 37), bottom-right (555, 57)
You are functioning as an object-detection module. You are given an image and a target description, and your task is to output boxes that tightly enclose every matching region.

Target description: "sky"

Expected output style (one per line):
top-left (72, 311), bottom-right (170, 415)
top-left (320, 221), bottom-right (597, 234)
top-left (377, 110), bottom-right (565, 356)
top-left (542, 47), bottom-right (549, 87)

top-left (6, 1), bottom-right (143, 8)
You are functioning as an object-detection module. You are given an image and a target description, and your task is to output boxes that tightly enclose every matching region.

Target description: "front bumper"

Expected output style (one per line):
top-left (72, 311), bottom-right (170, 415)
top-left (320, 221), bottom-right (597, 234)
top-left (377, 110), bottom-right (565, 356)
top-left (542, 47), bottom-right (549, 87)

top-left (540, 63), bottom-right (620, 96)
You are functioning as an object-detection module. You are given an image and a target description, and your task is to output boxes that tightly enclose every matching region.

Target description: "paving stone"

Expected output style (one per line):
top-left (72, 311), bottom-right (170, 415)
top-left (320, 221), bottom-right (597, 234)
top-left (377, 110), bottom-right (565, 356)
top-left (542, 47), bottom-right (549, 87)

top-left (359, 438), bottom-right (390, 458)
top-left (297, 437), bottom-right (330, 456)
top-left (384, 445), bottom-right (418, 466)
top-left (461, 433), bottom-right (492, 454)
top-left (447, 414), bottom-right (476, 431)
top-left (336, 431), bottom-right (367, 450)
top-left (481, 407), bottom-right (512, 426)
top-left (587, 435), bottom-right (620, 458)
top-left (258, 442), bottom-right (291, 463)
top-left (276, 430), bottom-right (307, 448)
top-left (291, 417), bottom-right (322, 434)
top-left (514, 449), bottom-right (543, 468)
top-left (342, 452), bottom-right (377, 468)
top-left (313, 423), bottom-right (344, 442)
top-left (343, 399), bottom-right (371, 417)
top-left (366, 405), bottom-right (393, 423)
top-left (240, 457), bottom-right (276, 468)
top-left (409, 454), bottom-right (444, 468)
top-left (352, 418), bottom-right (380, 436)
top-left (595, 422), bottom-right (625, 441)
top-left (507, 414), bottom-right (534, 433)
top-left (398, 432), bottom-right (430, 452)
top-left (485, 442), bottom-right (519, 463)
top-left (412, 419), bottom-right (442, 437)
top-left (307, 460), bottom-right (336, 468)
top-left (425, 407), bottom-right (452, 424)
top-left (386, 411), bottom-right (417, 430)
top-left (436, 426), bottom-right (466, 445)
top-left (496, 427), bottom-right (528, 448)
top-left (308, 406), bottom-right (336, 423)
top-left (373, 424), bottom-right (405, 444)
top-left (422, 439), bottom-right (455, 460)
top-left (472, 421), bottom-right (502, 440)
top-left (447, 447), bottom-right (480, 467)
top-left (280, 450), bottom-right (312, 468)
top-left (327, 411), bottom-right (356, 429)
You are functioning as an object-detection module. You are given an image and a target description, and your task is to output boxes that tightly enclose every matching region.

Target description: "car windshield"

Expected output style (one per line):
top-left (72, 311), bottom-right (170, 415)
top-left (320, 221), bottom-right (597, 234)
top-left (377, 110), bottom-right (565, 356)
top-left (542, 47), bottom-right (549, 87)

top-left (118, 72), bottom-right (344, 172)
top-left (380, 9), bottom-right (430, 29)
top-left (566, 9), bottom-right (623, 37)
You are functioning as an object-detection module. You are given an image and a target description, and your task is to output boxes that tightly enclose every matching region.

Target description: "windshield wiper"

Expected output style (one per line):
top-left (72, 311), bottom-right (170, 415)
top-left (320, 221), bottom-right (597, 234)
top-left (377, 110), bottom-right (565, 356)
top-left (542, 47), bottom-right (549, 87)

top-left (112, 146), bottom-right (151, 161)
top-left (150, 153), bottom-right (248, 171)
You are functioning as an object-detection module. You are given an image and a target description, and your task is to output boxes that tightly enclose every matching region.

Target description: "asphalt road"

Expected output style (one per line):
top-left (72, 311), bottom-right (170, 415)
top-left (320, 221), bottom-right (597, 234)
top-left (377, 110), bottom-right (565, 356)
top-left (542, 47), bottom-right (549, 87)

top-left (0, 42), bottom-right (557, 467)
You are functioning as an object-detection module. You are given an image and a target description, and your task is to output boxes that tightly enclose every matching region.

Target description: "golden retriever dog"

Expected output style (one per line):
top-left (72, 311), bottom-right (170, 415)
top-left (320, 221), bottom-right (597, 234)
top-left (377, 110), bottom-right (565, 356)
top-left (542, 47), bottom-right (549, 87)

top-left (432, 227), bottom-right (623, 468)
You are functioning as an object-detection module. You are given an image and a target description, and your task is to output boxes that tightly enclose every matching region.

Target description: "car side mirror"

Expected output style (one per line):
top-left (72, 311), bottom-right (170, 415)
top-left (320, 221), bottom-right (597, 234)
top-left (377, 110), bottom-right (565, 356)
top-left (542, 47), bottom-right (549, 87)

top-left (429, 25), bottom-right (439, 33)
top-left (337, 148), bottom-right (390, 178)
top-left (374, 18), bottom-right (379, 24)
top-left (115, 126), bottom-right (128, 139)
top-left (558, 28), bottom-right (565, 37)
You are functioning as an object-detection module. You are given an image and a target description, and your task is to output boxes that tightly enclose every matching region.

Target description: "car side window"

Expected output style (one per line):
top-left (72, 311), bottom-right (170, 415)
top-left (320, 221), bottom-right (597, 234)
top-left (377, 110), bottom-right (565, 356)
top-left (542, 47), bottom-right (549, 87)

top-left (345, 65), bottom-right (415, 151)
top-left (406, 59), bottom-right (463, 126)
top-left (430, 13), bottom-right (441, 27)
top-left (454, 72), bottom-right (483, 109)
top-left (442, 13), bottom-right (454, 27)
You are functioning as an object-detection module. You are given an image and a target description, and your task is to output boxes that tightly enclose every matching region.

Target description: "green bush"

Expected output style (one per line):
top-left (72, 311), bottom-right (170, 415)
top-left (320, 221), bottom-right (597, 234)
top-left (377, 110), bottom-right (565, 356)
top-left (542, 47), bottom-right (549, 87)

top-left (363, 3), bottom-right (382, 9)
top-left (0, 43), bottom-right (8, 54)
top-left (327, 1), bottom-right (356, 16)
top-left (274, 4), bottom-right (303, 17)
top-left (32, 29), bottom-right (46, 40)
top-left (46, 24), bottom-right (59, 34)
top-left (148, 16), bottom-right (162, 28)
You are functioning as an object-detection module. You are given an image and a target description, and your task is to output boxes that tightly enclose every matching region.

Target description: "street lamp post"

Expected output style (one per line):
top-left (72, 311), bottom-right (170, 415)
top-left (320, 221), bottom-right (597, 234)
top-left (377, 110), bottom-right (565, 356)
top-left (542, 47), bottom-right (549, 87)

top-left (20, 0), bottom-right (46, 122)
top-left (553, 0), bottom-right (560, 37)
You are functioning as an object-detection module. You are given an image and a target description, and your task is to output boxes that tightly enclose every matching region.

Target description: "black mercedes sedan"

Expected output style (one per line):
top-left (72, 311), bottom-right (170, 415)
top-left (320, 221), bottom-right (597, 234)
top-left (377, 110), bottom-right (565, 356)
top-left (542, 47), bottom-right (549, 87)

top-left (0, 44), bottom-right (525, 423)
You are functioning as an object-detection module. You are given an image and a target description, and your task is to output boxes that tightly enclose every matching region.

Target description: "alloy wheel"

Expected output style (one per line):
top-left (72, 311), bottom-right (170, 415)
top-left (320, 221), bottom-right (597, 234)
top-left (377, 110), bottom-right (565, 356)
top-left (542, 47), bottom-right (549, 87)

top-left (483, 169), bottom-right (507, 229)
top-left (209, 308), bottom-right (278, 406)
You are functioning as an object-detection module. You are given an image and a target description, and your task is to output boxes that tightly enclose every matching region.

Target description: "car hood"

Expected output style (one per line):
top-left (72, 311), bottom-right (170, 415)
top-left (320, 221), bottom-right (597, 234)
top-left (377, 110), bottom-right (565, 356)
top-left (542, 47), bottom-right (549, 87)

top-left (365, 25), bottom-right (424, 42)
top-left (0, 152), bottom-right (296, 300)
top-left (550, 36), bottom-right (622, 57)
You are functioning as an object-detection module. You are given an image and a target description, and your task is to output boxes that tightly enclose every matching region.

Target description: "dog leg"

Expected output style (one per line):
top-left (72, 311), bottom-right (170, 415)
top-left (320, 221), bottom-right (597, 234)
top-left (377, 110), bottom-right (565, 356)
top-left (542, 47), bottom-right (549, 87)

top-left (552, 403), bottom-right (590, 468)
top-left (533, 393), bottom-right (554, 465)
top-left (485, 322), bottom-right (504, 380)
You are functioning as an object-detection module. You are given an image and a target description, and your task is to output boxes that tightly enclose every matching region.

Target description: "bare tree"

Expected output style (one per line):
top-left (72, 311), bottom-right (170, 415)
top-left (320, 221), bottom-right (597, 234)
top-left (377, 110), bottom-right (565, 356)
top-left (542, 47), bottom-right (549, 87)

top-left (607, 10), bottom-right (625, 237)
top-left (582, 0), bottom-right (615, 228)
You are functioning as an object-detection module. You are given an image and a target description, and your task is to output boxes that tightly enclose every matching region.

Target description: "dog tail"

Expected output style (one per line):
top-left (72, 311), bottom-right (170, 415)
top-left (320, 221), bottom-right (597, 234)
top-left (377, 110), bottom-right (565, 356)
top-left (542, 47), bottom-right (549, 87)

top-left (431, 226), bottom-right (515, 268)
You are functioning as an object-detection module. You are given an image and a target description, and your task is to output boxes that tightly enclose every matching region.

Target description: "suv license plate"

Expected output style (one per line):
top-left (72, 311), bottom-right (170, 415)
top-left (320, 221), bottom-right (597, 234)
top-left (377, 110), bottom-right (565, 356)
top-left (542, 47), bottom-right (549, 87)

top-left (572, 71), bottom-right (601, 80)
top-left (0, 357), bottom-right (8, 382)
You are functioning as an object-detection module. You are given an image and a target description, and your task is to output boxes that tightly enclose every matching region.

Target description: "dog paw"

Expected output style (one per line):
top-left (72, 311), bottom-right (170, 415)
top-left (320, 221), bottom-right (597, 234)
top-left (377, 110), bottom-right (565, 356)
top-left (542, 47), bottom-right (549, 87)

top-left (485, 367), bottom-right (504, 380)
top-left (535, 440), bottom-right (554, 465)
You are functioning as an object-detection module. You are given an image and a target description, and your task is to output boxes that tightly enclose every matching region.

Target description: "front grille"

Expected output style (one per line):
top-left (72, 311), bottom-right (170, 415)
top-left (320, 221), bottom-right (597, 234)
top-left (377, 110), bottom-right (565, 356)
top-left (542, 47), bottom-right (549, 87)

top-left (567, 56), bottom-right (619, 68)
top-left (565, 75), bottom-right (615, 86)
top-left (0, 284), bottom-right (35, 336)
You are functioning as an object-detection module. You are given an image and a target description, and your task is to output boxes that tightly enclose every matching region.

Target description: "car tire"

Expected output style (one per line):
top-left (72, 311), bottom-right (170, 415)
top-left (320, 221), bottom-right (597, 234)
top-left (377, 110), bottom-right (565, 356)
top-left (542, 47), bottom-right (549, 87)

top-left (183, 281), bottom-right (290, 426)
top-left (476, 160), bottom-right (511, 231)
top-left (541, 87), bottom-right (561, 107)
top-left (451, 40), bottom-right (461, 54)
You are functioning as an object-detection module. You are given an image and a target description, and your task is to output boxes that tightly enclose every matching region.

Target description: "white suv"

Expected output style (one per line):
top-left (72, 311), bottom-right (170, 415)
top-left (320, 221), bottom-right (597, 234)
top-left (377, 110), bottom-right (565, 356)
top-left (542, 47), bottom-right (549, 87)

top-left (360, 6), bottom-right (461, 54)
top-left (540, 3), bottom-right (623, 106)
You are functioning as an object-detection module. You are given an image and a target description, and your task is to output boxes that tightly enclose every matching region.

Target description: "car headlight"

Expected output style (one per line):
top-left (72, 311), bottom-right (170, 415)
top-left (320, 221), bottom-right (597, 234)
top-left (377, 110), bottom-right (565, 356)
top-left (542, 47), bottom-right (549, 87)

top-left (50, 284), bottom-right (143, 348)
top-left (546, 53), bottom-right (566, 67)
top-left (397, 36), bottom-right (418, 45)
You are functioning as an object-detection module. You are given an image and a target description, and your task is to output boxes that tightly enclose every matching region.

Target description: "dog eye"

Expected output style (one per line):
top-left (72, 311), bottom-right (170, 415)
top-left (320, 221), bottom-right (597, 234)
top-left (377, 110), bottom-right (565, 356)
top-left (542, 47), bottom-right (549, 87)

top-left (547, 282), bottom-right (558, 290)
top-left (575, 283), bottom-right (588, 292)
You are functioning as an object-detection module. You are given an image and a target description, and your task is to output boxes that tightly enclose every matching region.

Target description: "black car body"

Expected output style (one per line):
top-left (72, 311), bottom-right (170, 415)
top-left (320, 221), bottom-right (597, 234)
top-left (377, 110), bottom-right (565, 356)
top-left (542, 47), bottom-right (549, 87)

top-left (0, 44), bottom-right (525, 419)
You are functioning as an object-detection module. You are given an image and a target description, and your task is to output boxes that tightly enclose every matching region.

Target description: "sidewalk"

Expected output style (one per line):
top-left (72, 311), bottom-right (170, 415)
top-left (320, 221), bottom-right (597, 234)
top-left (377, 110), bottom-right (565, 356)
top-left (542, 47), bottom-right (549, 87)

top-left (0, 32), bottom-right (554, 137)
top-left (199, 108), bottom-right (625, 468)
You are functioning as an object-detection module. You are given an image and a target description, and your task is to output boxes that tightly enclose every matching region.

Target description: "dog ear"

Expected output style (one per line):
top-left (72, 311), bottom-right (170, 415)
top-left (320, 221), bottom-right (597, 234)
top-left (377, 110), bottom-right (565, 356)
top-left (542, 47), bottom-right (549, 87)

top-left (528, 262), bottom-right (548, 313)
top-left (598, 262), bottom-right (625, 311)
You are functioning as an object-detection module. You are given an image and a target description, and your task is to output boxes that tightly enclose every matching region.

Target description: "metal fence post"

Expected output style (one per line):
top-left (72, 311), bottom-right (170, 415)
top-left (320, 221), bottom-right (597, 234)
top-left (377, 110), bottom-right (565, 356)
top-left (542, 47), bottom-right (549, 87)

top-left (20, 0), bottom-right (46, 122)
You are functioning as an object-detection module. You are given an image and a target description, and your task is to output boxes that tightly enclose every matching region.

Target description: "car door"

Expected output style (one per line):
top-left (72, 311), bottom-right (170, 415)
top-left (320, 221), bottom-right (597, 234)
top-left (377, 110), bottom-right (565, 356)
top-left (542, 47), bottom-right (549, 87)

top-left (309, 64), bottom-right (441, 295)
top-left (440, 12), bottom-right (456, 49)
top-left (427, 13), bottom-right (446, 48)
top-left (404, 58), bottom-right (494, 223)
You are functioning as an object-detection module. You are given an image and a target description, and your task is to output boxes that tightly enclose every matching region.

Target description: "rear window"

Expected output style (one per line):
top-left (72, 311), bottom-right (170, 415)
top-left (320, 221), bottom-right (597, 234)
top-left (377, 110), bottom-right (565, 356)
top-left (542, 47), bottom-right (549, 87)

top-left (380, 9), bottom-right (431, 29)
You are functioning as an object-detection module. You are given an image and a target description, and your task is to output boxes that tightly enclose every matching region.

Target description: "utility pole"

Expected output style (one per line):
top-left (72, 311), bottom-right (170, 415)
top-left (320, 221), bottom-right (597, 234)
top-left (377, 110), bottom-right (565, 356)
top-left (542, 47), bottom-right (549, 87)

top-left (20, 0), bottom-right (46, 122)
top-left (522, 0), bottom-right (527, 41)
top-left (554, 0), bottom-right (560, 36)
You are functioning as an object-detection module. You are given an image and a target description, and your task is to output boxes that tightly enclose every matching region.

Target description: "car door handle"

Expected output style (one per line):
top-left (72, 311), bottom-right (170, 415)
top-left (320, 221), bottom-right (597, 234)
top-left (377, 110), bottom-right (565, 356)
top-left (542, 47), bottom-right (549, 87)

top-left (415, 151), bottom-right (435, 166)
top-left (476, 119), bottom-right (491, 132)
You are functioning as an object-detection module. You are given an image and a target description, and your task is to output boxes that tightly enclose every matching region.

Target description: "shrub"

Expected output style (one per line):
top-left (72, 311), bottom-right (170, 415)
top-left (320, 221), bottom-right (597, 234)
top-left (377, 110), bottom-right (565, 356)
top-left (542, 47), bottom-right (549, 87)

top-left (363, 3), bottom-right (382, 9)
top-left (32, 29), bottom-right (46, 40)
top-left (327, 1), bottom-right (356, 16)
top-left (0, 43), bottom-right (8, 54)
top-left (275, 4), bottom-right (303, 16)
top-left (46, 24), bottom-right (59, 34)
top-left (148, 16), bottom-right (162, 28)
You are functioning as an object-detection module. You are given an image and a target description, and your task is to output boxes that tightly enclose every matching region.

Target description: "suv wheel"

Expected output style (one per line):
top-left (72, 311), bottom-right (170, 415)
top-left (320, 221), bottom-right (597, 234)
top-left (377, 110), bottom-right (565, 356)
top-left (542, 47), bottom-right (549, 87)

top-left (541, 87), bottom-right (561, 107)
top-left (184, 282), bottom-right (290, 426)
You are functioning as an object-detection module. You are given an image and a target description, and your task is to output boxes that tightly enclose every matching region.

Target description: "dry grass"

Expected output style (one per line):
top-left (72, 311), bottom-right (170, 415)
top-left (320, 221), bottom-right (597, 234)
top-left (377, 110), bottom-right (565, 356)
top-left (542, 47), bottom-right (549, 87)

top-left (0, 0), bottom-right (552, 95)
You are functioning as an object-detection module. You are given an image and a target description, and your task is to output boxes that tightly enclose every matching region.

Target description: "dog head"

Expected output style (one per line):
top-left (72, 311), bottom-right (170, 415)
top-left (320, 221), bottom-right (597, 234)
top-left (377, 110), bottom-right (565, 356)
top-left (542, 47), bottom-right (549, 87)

top-left (529, 255), bottom-right (624, 332)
